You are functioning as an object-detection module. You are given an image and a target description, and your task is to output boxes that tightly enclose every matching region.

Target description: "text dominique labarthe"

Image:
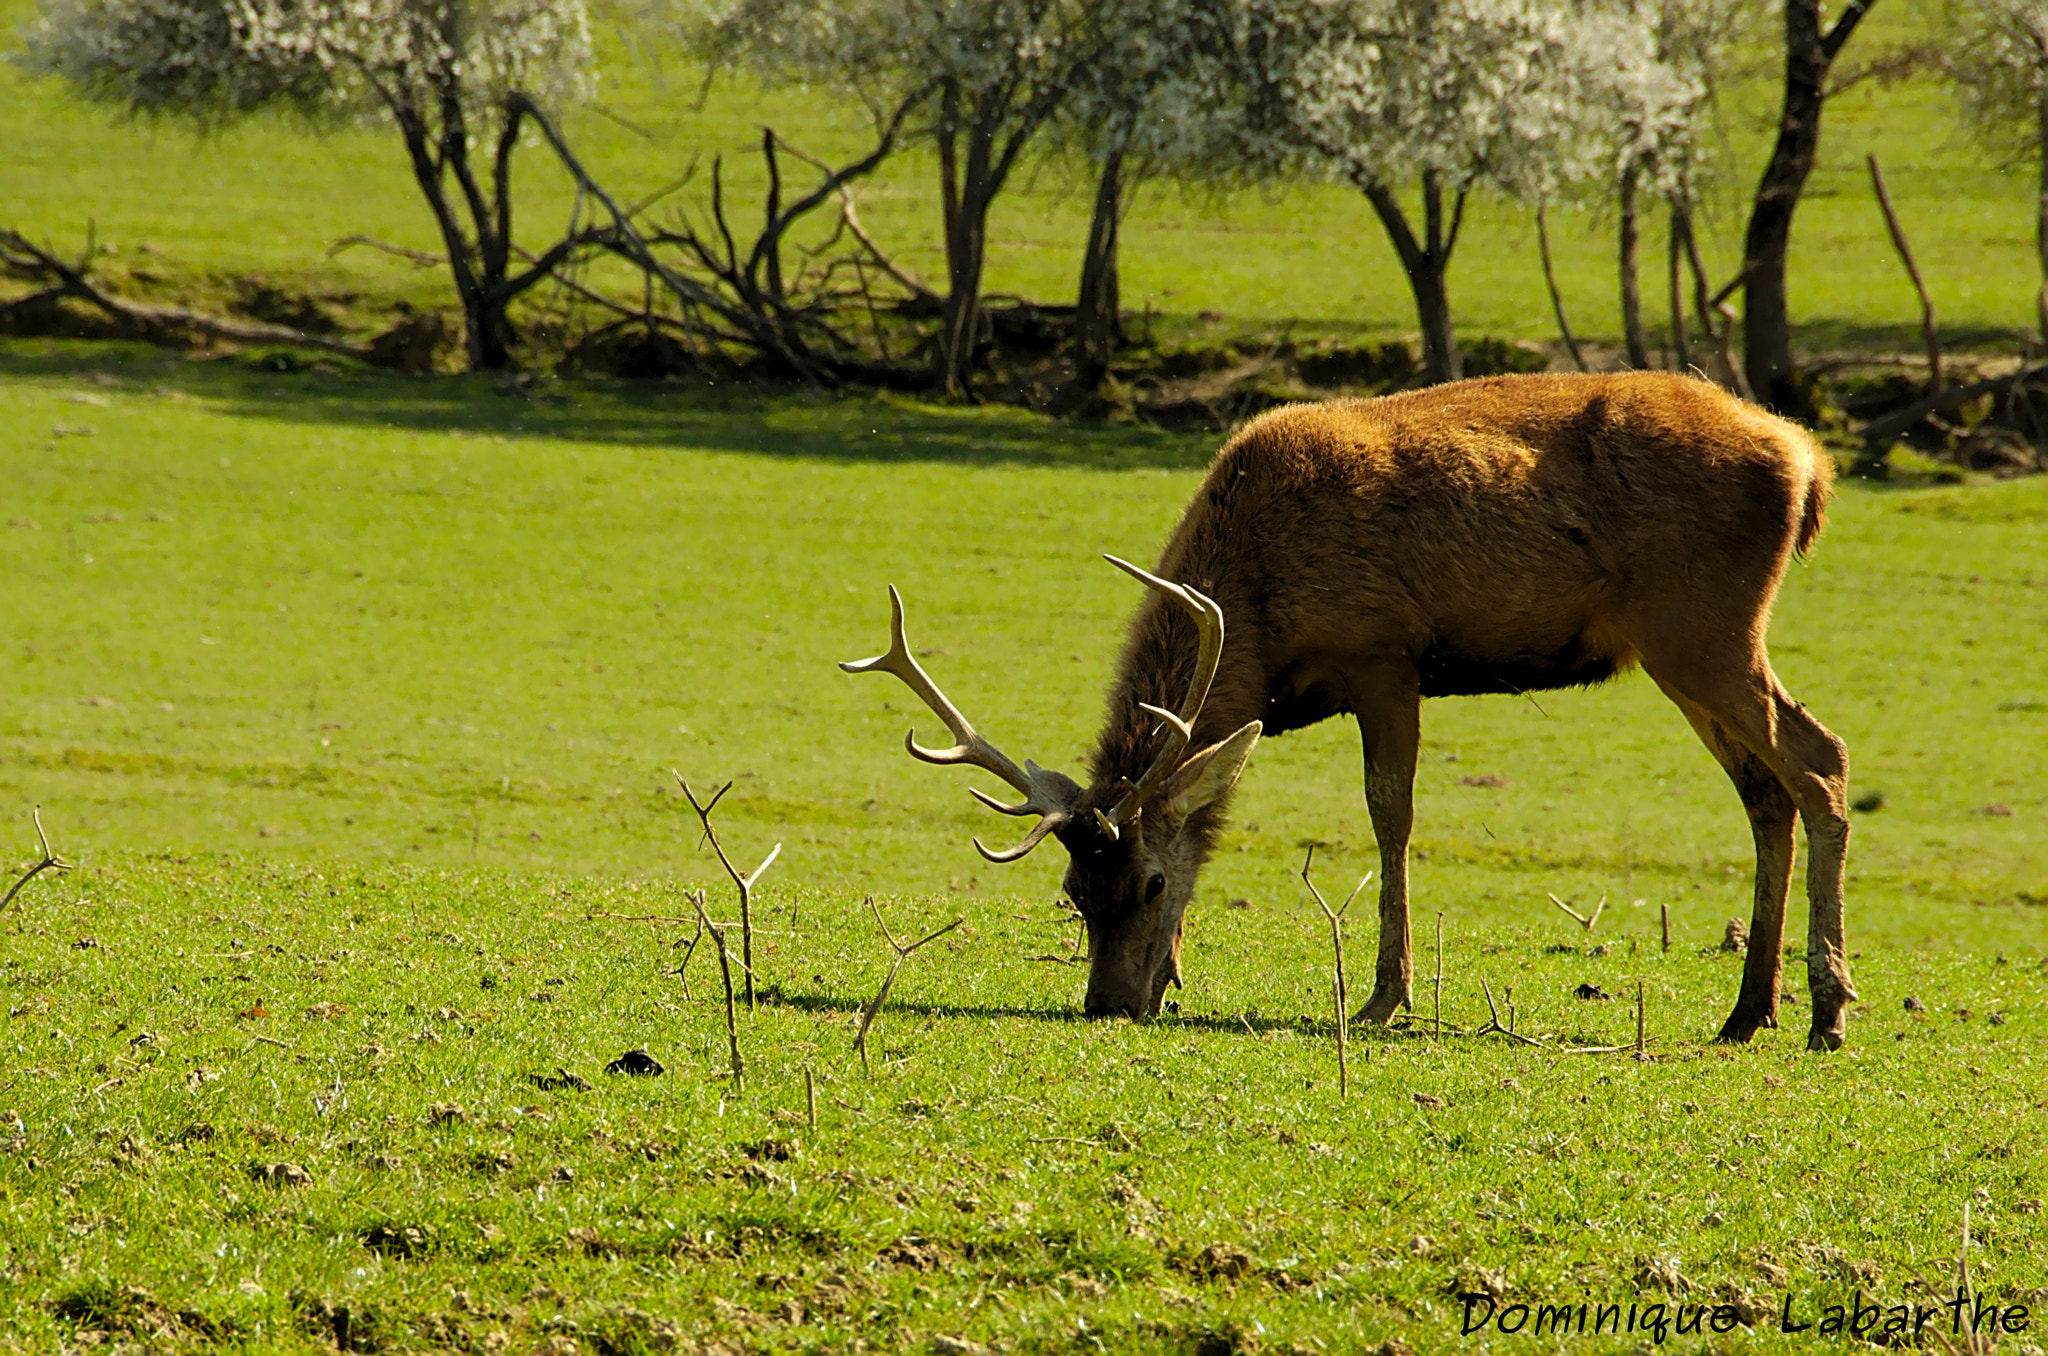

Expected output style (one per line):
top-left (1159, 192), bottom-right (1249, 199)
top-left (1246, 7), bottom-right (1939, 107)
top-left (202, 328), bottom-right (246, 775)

top-left (1459, 1290), bottom-right (2032, 1344)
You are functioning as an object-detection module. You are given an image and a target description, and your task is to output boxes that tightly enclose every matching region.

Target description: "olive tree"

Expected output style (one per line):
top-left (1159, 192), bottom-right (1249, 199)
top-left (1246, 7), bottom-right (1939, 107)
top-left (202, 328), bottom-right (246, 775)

top-left (23, 0), bottom-right (594, 370)
top-left (1231, 0), bottom-right (1636, 384)
top-left (1940, 0), bottom-right (2048, 340)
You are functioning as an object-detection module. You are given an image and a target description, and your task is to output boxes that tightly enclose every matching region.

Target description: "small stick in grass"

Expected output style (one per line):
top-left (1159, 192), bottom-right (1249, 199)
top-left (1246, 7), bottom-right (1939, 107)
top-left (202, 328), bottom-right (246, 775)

top-left (804, 1064), bottom-right (816, 1129)
top-left (1546, 890), bottom-right (1607, 934)
top-left (1299, 845), bottom-right (1371, 1095)
top-left (1635, 980), bottom-right (1647, 1059)
top-left (675, 773), bottom-right (782, 1012)
top-left (689, 888), bottom-right (744, 1091)
top-left (1, 806), bottom-right (72, 918)
top-left (1433, 912), bottom-right (1445, 1038)
top-left (852, 898), bottom-right (963, 1074)
top-left (1476, 977), bottom-right (1548, 1046)
top-left (1660, 902), bottom-right (1670, 953)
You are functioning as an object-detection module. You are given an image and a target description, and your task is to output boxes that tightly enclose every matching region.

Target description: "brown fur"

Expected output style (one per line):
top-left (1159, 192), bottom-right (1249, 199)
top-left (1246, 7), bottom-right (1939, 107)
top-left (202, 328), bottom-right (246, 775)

top-left (1066, 372), bottom-right (1857, 1049)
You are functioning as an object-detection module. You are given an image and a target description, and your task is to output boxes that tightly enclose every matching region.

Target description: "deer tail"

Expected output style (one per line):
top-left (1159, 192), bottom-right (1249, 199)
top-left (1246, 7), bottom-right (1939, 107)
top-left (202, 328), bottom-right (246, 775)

top-left (1794, 436), bottom-right (1833, 560)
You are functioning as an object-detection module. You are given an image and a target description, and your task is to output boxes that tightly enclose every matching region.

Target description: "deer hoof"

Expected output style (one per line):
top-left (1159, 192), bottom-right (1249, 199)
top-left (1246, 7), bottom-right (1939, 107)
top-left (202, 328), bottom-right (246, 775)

top-left (1805, 1025), bottom-right (1845, 1053)
top-left (1715, 1002), bottom-right (1779, 1044)
top-left (1715, 1014), bottom-right (1762, 1044)
top-left (1353, 984), bottom-right (1408, 1025)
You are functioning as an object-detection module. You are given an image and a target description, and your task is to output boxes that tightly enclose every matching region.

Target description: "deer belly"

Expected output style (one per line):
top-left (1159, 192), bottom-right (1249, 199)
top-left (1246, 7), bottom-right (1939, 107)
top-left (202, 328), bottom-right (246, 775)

top-left (1414, 633), bottom-right (1627, 699)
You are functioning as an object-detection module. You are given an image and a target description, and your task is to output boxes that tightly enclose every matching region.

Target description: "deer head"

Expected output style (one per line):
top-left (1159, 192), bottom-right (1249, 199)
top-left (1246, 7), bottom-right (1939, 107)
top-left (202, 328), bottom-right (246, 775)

top-left (841, 556), bottom-right (1261, 1017)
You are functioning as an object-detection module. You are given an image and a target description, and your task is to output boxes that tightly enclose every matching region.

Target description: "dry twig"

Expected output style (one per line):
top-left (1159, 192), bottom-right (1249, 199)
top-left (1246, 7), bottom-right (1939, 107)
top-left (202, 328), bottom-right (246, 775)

top-left (1, 807), bottom-right (71, 918)
top-left (1433, 912), bottom-right (1445, 1038)
top-left (1475, 977), bottom-right (1549, 1046)
top-left (1546, 890), bottom-right (1607, 933)
top-left (688, 888), bottom-right (744, 1091)
top-left (1867, 154), bottom-right (1942, 392)
top-left (1299, 844), bottom-right (1371, 1094)
top-left (675, 772), bottom-right (781, 1011)
top-left (852, 898), bottom-right (962, 1074)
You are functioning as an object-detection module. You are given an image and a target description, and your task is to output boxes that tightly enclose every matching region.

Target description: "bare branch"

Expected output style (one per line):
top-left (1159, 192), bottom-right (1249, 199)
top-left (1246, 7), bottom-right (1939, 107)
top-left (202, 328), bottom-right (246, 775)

top-left (1546, 890), bottom-right (1606, 933)
top-left (327, 234), bottom-right (443, 268)
top-left (1, 807), bottom-right (72, 918)
top-left (852, 898), bottom-right (964, 1073)
top-left (675, 771), bottom-right (780, 1011)
top-left (1300, 843), bottom-right (1372, 1095)
top-left (689, 889), bottom-right (743, 1090)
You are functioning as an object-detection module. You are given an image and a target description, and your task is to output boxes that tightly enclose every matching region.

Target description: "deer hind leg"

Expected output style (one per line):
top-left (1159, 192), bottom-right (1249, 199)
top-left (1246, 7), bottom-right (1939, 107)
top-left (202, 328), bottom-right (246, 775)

top-left (1643, 656), bottom-right (1857, 1051)
top-left (1659, 686), bottom-right (1797, 1043)
top-left (1351, 667), bottom-right (1421, 1025)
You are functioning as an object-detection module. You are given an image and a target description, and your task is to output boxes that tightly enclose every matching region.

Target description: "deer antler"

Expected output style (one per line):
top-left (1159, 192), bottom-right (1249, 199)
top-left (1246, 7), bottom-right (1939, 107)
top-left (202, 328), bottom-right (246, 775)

top-left (1100, 555), bottom-right (1226, 832)
top-left (841, 586), bottom-right (1081, 862)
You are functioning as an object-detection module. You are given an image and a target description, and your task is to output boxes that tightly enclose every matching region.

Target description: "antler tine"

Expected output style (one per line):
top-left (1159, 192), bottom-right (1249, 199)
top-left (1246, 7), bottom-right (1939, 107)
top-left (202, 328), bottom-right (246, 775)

top-left (1103, 555), bottom-right (1228, 827)
top-left (842, 585), bottom-right (1078, 858)
top-left (974, 814), bottom-right (1063, 864)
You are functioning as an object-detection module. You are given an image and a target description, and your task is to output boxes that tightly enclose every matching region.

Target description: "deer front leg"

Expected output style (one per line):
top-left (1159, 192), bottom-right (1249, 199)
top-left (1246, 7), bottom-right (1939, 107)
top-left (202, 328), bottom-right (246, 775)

top-left (1352, 675), bottom-right (1420, 1024)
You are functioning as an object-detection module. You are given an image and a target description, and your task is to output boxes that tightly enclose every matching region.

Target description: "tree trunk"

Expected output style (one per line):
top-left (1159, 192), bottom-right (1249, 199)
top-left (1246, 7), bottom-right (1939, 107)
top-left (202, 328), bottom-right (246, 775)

top-left (932, 83), bottom-right (991, 400)
top-left (1619, 163), bottom-right (1650, 369)
top-left (1667, 197), bottom-right (1691, 373)
top-left (2036, 87), bottom-right (2048, 343)
top-left (1742, 0), bottom-right (1876, 413)
top-left (936, 210), bottom-right (987, 398)
top-left (1075, 145), bottom-right (1124, 390)
top-left (1539, 205), bottom-right (1588, 373)
top-left (1364, 176), bottom-right (1462, 384)
top-left (394, 103), bottom-right (515, 371)
top-left (1412, 260), bottom-right (1458, 384)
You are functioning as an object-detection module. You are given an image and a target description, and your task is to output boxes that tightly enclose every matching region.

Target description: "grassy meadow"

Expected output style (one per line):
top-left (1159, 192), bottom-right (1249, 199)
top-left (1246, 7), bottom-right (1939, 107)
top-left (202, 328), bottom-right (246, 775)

top-left (6, 3), bottom-right (2048, 1349)
top-left (2, 344), bottom-right (2046, 1353)
top-left (1, 2), bottom-right (2046, 355)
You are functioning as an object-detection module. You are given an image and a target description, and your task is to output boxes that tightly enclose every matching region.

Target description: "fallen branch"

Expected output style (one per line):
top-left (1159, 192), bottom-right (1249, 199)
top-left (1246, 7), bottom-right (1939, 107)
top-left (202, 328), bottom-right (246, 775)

top-left (1475, 977), bottom-right (1549, 1046)
top-left (1, 807), bottom-right (71, 917)
top-left (2, 228), bottom-right (375, 360)
top-left (1859, 361), bottom-right (2048, 449)
top-left (327, 234), bottom-right (443, 268)
top-left (675, 772), bottom-right (781, 1011)
top-left (852, 898), bottom-right (963, 1073)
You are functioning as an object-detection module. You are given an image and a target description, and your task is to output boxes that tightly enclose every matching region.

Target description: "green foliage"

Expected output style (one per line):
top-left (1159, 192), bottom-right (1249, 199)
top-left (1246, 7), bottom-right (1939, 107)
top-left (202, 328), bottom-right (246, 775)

top-left (0, 343), bottom-right (2045, 1349)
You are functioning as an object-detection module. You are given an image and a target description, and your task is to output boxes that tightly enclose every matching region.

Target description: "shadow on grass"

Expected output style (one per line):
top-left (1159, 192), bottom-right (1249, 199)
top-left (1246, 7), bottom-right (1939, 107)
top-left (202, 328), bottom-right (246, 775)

top-left (0, 341), bottom-right (1220, 472)
top-left (764, 988), bottom-right (1329, 1036)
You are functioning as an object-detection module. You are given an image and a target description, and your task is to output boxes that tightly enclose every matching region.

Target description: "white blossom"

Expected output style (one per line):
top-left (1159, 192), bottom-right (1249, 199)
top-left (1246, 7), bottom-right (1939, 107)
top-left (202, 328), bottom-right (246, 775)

top-left (1942, 0), bottom-right (2048, 161)
top-left (22, 0), bottom-right (593, 127)
top-left (1231, 0), bottom-right (1645, 202)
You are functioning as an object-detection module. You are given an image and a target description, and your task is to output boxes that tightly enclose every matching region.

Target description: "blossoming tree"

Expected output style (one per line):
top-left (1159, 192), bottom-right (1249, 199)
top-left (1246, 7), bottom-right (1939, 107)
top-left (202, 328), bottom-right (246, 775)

top-left (1941, 0), bottom-right (2048, 341)
top-left (714, 0), bottom-right (1124, 398)
top-left (1231, 0), bottom-right (1639, 384)
top-left (26, 0), bottom-right (595, 370)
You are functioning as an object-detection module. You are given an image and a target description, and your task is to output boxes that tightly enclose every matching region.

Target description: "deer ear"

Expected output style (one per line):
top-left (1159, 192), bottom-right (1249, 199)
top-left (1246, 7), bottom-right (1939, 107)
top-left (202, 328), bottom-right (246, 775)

top-left (1163, 721), bottom-right (1262, 822)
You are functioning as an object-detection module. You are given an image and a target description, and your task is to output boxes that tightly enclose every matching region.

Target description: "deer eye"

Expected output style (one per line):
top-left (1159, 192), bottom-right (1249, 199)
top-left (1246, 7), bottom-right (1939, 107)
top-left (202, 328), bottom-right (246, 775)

top-left (1144, 872), bottom-right (1166, 903)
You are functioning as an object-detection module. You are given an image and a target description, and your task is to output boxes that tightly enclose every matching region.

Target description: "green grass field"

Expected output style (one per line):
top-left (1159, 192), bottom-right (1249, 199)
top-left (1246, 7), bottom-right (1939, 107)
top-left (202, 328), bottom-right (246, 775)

top-left (6, 6), bottom-right (2048, 1347)
top-left (2, 343), bottom-right (2046, 1352)
top-left (3, 2), bottom-right (2046, 356)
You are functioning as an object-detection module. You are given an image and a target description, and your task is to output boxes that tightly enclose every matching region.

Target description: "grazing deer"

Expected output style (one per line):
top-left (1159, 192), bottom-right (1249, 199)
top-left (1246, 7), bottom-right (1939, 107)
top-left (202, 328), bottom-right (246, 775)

top-left (844, 372), bottom-right (1858, 1050)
